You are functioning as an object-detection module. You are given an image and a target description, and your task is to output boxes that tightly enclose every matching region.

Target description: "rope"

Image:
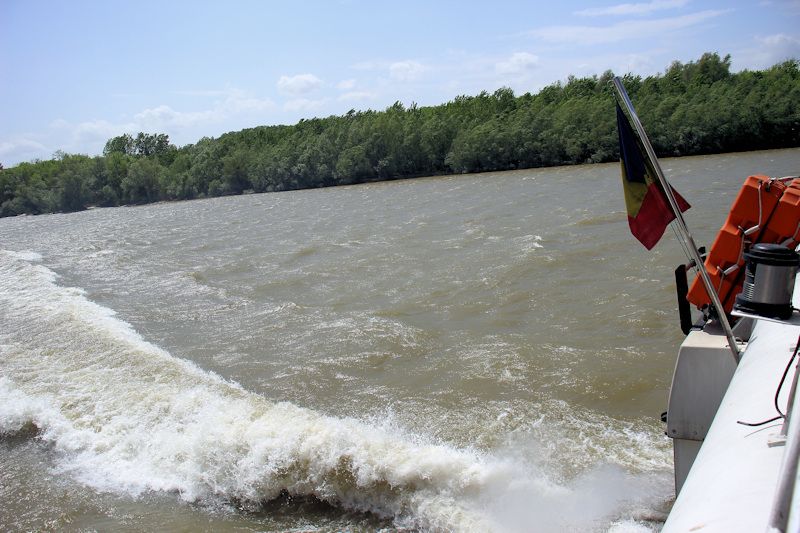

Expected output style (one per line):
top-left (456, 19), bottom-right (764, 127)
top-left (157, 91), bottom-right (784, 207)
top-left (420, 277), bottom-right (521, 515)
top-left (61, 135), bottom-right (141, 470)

top-left (741, 180), bottom-right (764, 237)
top-left (737, 333), bottom-right (800, 427)
top-left (780, 220), bottom-right (800, 248)
top-left (716, 265), bottom-right (726, 294)
top-left (671, 223), bottom-right (695, 265)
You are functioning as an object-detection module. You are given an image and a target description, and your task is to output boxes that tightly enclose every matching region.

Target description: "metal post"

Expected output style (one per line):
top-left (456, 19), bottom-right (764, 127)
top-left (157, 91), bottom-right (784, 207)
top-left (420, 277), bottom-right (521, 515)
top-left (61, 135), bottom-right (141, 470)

top-left (612, 77), bottom-right (740, 362)
top-left (769, 357), bottom-right (800, 532)
top-left (780, 358), bottom-right (800, 438)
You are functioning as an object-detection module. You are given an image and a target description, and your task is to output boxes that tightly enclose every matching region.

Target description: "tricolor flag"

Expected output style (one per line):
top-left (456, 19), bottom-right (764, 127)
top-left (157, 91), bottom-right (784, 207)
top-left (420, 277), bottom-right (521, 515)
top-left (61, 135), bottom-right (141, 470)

top-left (616, 103), bottom-right (690, 250)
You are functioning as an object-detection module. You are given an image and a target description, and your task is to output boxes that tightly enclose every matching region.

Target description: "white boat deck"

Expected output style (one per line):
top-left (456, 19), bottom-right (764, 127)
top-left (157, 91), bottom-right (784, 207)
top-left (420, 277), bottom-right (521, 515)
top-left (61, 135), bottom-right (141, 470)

top-left (664, 302), bottom-right (800, 531)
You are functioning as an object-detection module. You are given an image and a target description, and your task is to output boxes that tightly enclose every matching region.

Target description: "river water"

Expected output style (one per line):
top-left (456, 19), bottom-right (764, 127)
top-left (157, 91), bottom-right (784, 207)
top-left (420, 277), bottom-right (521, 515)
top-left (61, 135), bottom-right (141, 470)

top-left (1, 148), bottom-right (797, 532)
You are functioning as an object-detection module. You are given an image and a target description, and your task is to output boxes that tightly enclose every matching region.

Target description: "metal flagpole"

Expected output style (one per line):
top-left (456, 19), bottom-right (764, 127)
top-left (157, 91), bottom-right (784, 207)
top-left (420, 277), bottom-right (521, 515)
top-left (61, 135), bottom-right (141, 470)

top-left (612, 77), bottom-right (740, 362)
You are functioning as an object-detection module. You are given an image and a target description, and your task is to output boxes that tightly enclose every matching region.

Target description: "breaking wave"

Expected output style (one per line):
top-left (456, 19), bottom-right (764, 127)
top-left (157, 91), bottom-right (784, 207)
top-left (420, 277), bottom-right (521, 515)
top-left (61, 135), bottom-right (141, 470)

top-left (0, 250), bottom-right (669, 531)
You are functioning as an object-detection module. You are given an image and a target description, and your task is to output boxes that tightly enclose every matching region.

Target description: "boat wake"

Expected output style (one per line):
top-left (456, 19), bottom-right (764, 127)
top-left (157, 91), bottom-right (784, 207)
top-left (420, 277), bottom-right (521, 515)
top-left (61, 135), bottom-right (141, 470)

top-left (0, 250), bottom-right (668, 531)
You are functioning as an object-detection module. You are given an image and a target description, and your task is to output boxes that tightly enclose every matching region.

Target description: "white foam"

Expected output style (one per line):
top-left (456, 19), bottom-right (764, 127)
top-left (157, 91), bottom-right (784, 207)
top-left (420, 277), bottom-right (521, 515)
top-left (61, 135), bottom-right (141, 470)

top-left (608, 519), bottom-right (662, 533)
top-left (0, 249), bottom-right (671, 531)
top-left (0, 377), bottom-right (67, 435)
top-left (4, 250), bottom-right (42, 262)
top-left (0, 250), bottom-right (499, 528)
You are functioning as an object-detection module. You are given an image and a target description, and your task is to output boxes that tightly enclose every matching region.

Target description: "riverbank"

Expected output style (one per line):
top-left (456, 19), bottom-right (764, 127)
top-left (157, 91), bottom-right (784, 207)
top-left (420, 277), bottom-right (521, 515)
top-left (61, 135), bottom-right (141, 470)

top-left (2, 53), bottom-right (798, 219)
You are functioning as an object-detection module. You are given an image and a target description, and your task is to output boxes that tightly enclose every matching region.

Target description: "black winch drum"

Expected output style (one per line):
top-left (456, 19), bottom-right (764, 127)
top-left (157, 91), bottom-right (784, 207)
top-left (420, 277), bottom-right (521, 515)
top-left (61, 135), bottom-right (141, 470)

top-left (734, 243), bottom-right (800, 320)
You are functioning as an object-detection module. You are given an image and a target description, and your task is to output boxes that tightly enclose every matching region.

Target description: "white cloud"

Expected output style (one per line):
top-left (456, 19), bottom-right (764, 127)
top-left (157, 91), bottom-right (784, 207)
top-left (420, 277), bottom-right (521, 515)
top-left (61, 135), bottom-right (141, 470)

top-left (576, 0), bottom-right (688, 17)
top-left (1, 119), bottom-right (141, 164)
top-left (495, 52), bottom-right (540, 75)
top-left (135, 105), bottom-right (219, 129)
top-left (74, 119), bottom-right (134, 142)
top-left (530, 10), bottom-right (727, 45)
top-left (0, 87), bottom-right (278, 165)
top-left (760, 33), bottom-right (800, 49)
top-left (338, 91), bottom-right (376, 102)
top-left (734, 33), bottom-right (800, 70)
top-left (759, 0), bottom-right (800, 10)
top-left (349, 59), bottom-right (429, 82)
top-left (389, 60), bottom-right (427, 82)
top-left (337, 79), bottom-right (357, 90)
top-left (49, 117), bottom-right (138, 152)
top-left (618, 53), bottom-right (657, 73)
top-left (277, 73), bottom-right (323, 95)
top-left (351, 61), bottom-right (381, 71)
top-left (171, 89), bottom-right (231, 97)
top-left (134, 89), bottom-right (275, 129)
top-left (283, 98), bottom-right (328, 112)
top-left (48, 118), bottom-right (70, 129)
top-left (222, 91), bottom-right (276, 114)
top-left (0, 137), bottom-right (49, 163)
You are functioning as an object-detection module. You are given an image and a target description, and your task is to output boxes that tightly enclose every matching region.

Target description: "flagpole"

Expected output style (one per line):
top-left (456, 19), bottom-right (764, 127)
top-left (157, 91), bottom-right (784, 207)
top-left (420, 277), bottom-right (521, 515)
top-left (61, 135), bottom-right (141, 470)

top-left (612, 77), bottom-right (740, 362)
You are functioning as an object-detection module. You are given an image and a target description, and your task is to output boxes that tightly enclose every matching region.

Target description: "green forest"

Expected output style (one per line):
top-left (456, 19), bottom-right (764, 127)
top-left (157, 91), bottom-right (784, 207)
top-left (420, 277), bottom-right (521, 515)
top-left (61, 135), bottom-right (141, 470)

top-left (1, 53), bottom-right (798, 217)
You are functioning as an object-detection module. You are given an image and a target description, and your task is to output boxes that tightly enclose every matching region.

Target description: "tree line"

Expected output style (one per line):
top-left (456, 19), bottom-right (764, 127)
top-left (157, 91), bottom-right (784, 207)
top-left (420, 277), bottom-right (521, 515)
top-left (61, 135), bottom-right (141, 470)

top-left (1, 53), bottom-right (798, 217)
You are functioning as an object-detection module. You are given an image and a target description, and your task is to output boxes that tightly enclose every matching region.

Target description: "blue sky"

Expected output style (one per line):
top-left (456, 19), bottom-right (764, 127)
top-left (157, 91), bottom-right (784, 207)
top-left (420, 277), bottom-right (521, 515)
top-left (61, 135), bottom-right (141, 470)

top-left (1, 0), bottom-right (798, 166)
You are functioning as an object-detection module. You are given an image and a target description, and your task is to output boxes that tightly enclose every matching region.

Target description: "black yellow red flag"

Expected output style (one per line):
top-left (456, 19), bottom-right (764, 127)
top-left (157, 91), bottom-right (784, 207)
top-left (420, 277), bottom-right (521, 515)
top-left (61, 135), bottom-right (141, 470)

top-left (616, 103), bottom-right (690, 250)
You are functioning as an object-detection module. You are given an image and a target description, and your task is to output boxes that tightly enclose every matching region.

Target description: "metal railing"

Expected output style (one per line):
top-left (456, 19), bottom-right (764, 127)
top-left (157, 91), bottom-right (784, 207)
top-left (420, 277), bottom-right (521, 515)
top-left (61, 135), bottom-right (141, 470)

top-left (768, 351), bottom-right (800, 532)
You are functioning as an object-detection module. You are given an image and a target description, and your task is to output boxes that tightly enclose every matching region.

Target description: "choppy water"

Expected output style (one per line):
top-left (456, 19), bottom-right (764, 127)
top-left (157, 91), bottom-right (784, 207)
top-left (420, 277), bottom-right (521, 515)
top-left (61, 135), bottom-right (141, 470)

top-left (1, 148), bottom-right (797, 532)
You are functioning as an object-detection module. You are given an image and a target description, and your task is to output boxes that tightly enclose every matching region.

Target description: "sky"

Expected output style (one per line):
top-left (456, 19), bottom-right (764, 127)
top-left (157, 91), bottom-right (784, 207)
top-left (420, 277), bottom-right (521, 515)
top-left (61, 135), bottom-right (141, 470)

top-left (1, 0), bottom-right (799, 167)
